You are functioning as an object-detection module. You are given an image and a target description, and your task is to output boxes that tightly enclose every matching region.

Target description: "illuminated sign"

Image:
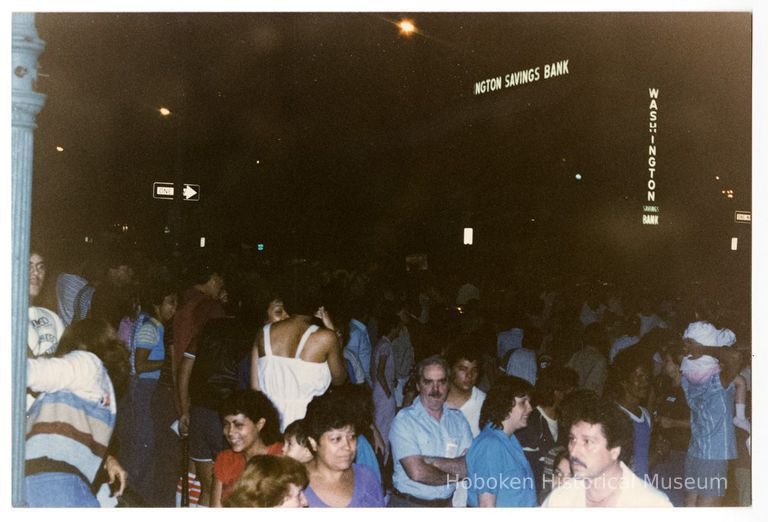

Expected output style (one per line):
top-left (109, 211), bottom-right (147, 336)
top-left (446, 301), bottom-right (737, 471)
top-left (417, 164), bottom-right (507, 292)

top-left (463, 227), bottom-right (474, 245)
top-left (473, 59), bottom-right (569, 95)
top-left (153, 181), bottom-right (174, 200)
top-left (642, 88), bottom-right (660, 225)
top-left (183, 184), bottom-right (200, 201)
top-left (735, 211), bottom-right (751, 224)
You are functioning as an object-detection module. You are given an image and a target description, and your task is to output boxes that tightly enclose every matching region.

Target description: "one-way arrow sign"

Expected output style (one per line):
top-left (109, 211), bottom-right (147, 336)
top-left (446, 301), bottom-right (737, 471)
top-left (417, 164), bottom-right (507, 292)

top-left (183, 184), bottom-right (200, 201)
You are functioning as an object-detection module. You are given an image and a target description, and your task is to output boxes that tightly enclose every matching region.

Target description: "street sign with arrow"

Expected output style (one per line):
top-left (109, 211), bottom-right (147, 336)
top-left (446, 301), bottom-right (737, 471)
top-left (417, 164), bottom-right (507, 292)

top-left (183, 184), bottom-right (200, 201)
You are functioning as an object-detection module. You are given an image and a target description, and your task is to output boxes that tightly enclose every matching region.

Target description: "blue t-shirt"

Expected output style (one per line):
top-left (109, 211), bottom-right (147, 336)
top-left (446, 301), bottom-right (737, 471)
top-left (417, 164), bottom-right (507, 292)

top-left (304, 463), bottom-right (384, 507)
top-left (134, 317), bottom-right (165, 380)
top-left (466, 424), bottom-right (537, 507)
top-left (355, 435), bottom-right (382, 483)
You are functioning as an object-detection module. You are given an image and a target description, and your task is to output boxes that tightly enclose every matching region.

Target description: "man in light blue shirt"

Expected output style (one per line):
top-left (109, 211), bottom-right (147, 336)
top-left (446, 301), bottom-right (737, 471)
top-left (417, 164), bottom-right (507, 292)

top-left (345, 315), bottom-right (373, 385)
top-left (389, 355), bottom-right (473, 507)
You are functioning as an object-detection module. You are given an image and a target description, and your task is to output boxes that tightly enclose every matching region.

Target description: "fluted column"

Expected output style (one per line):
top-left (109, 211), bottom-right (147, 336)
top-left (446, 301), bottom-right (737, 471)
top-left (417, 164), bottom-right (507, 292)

top-left (12, 12), bottom-right (46, 507)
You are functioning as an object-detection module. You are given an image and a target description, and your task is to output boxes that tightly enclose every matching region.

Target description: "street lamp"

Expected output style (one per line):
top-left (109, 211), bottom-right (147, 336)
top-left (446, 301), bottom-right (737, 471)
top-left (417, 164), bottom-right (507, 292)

top-left (398, 19), bottom-right (417, 36)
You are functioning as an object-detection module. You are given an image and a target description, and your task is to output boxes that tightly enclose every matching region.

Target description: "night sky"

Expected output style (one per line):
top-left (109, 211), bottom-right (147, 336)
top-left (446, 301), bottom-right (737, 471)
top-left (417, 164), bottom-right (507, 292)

top-left (28, 11), bottom-right (752, 288)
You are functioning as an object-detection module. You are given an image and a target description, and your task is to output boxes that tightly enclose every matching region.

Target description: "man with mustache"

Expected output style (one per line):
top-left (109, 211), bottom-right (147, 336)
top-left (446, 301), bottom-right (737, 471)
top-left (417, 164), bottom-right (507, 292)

top-left (388, 355), bottom-right (473, 507)
top-left (542, 397), bottom-right (671, 507)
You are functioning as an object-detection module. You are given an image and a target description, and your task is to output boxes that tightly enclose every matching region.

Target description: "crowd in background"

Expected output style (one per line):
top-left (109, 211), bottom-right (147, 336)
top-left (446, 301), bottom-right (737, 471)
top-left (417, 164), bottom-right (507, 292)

top-left (23, 239), bottom-right (752, 508)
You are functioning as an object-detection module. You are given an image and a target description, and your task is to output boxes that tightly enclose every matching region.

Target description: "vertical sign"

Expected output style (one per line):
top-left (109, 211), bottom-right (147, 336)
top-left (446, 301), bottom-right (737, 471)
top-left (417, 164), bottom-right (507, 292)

top-left (642, 88), bottom-right (660, 225)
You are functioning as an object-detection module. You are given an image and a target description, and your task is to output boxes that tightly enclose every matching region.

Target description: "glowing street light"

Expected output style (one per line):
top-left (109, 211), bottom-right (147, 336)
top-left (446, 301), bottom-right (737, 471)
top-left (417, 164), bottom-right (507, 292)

top-left (55, 146), bottom-right (64, 152)
top-left (158, 107), bottom-right (172, 117)
top-left (398, 19), bottom-right (417, 36)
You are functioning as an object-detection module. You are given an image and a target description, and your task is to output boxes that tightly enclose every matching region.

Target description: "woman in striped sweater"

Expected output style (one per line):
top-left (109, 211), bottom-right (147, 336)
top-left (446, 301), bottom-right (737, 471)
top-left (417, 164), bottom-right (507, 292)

top-left (25, 318), bottom-right (130, 507)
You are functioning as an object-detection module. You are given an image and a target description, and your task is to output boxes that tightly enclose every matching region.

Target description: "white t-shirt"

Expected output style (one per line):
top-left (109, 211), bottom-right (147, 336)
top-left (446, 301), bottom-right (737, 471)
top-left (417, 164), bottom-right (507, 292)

top-left (28, 306), bottom-right (65, 357)
top-left (542, 461), bottom-right (672, 508)
top-left (458, 386), bottom-right (487, 438)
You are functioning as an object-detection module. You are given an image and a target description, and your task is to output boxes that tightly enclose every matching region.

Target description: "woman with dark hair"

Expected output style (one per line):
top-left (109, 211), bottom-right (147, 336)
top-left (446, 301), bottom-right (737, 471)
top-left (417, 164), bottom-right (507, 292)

top-left (302, 391), bottom-right (385, 507)
top-left (606, 348), bottom-right (654, 480)
top-left (27, 245), bottom-right (66, 359)
top-left (211, 389), bottom-right (283, 507)
top-left (224, 455), bottom-right (309, 507)
top-left (250, 280), bottom-right (346, 431)
top-left (25, 318), bottom-right (130, 507)
top-left (465, 375), bottom-right (537, 507)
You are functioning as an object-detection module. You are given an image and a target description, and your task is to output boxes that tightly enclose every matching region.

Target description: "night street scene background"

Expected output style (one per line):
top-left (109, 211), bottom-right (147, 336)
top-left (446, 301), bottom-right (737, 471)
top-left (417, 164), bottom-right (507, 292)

top-left (28, 9), bottom-right (752, 308)
top-left (6, 2), bottom-right (765, 511)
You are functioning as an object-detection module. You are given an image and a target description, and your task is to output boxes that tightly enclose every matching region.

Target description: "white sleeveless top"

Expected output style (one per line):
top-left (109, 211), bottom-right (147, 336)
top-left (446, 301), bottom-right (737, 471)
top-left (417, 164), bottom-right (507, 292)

top-left (258, 323), bottom-right (332, 431)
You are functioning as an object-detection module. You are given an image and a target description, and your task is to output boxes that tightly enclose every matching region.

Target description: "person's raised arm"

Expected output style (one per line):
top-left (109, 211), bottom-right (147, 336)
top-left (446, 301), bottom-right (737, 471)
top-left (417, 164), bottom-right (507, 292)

top-left (321, 329), bottom-right (347, 386)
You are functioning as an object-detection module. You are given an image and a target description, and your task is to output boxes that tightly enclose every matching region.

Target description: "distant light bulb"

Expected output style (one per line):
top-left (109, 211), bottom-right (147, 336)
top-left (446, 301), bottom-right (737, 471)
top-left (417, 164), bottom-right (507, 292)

top-left (56, 146), bottom-right (64, 152)
top-left (575, 173), bottom-right (582, 181)
top-left (398, 20), bottom-right (416, 35)
top-left (159, 107), bottom-right (171, 116)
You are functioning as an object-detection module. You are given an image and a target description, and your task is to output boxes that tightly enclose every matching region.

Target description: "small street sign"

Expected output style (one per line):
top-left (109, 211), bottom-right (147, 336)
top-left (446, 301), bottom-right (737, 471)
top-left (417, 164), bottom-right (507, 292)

top-left (735, 210), bottom-right (751, 224)
top-left (183, 184), bottom-right (200, 201)
top-left (153, 181), bottom-right (175, 200)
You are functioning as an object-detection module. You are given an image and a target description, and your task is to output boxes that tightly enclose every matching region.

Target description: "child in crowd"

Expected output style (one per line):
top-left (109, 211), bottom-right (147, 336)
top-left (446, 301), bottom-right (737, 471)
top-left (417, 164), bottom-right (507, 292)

top-left (282, 420), bottom-right (314, 464)
top-left (223, 455), bottom-right (308, 507)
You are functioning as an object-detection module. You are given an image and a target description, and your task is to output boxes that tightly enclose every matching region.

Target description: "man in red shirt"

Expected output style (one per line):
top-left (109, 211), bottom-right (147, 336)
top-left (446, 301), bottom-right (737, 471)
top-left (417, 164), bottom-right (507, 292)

top-left (172, 260), bottom-right (226, 506)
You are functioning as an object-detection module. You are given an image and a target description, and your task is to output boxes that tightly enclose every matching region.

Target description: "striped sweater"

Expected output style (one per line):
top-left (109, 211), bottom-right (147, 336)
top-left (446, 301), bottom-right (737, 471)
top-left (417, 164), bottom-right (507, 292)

top-left (26, 350), bottom-right (117, 483)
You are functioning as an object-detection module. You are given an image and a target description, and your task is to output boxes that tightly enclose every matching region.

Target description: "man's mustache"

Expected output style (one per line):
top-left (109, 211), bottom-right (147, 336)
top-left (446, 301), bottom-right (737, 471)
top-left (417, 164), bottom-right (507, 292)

top-left (428, 391), bottom-right (443, 397)
top-left (570, 457), bottom-right (586, 468)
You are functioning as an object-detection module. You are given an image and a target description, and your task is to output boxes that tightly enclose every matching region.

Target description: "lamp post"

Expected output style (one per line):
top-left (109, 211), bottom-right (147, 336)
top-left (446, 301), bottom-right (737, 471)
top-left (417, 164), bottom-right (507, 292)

top-left (12, 12), bottom-right (47, 506)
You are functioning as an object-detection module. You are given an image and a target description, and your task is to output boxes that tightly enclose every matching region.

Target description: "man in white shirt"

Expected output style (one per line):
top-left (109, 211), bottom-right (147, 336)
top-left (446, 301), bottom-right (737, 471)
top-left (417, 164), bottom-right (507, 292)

top-left (542, 397), bottom-right (671, 507)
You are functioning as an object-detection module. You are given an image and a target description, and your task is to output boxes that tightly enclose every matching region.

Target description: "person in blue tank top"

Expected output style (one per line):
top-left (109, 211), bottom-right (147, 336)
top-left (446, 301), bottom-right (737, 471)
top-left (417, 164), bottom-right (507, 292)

top-left (606, 347), bottom-right (654, 481)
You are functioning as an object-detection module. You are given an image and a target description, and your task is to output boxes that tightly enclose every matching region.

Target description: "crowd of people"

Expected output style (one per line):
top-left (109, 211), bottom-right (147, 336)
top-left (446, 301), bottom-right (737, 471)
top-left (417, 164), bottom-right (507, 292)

top-left (23, 240), bottom-right (751, 508)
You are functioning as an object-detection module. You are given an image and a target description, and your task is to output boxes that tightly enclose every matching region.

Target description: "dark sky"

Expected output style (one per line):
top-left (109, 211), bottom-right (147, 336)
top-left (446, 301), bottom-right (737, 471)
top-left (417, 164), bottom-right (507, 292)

top-left (29, 11), bottom-right (752, 284)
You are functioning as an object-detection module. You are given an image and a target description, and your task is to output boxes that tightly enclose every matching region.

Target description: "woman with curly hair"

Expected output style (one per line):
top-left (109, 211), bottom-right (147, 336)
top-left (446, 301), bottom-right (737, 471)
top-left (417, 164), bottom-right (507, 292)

top-left (211, 389), bottom-right (283, 507)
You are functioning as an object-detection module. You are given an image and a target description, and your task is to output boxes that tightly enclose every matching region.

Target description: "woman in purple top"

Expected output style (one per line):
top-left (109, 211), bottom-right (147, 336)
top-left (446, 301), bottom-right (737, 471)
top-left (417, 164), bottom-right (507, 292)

top-left (302, 391), bottom-right (385, 507)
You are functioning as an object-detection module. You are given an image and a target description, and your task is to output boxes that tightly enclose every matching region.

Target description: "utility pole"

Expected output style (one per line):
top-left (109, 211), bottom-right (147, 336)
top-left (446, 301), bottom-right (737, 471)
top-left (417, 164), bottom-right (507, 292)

top-left (11, 12), bottom-right (47, 506)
